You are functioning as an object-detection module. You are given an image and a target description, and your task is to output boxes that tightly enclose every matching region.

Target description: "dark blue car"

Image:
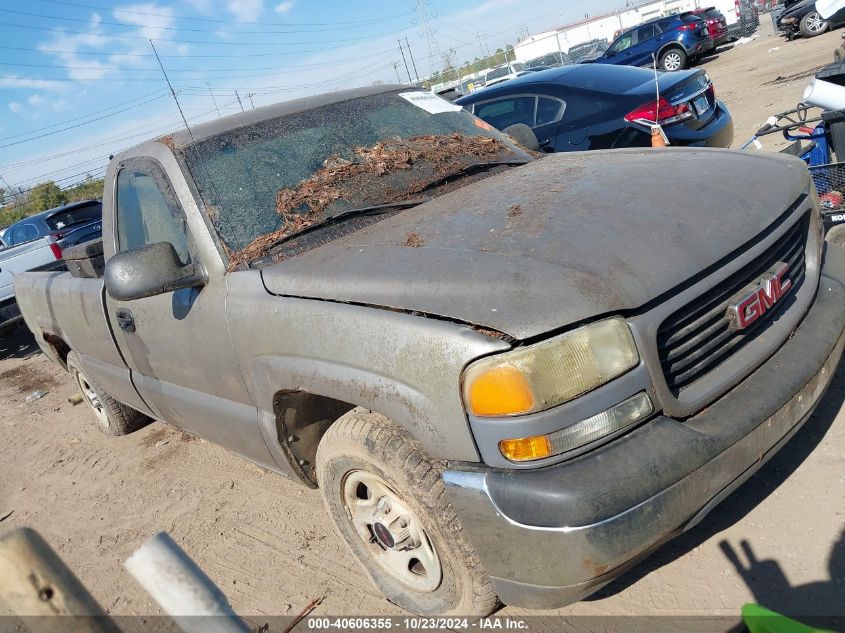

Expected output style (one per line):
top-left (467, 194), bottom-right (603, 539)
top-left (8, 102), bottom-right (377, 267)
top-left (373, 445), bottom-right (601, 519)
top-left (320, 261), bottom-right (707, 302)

top-left (2, 199), bottom-right (102, 251)
top-left (455, 64), bottom-right (733, 152)
top-left (593, 13), bottom-right (714, 72)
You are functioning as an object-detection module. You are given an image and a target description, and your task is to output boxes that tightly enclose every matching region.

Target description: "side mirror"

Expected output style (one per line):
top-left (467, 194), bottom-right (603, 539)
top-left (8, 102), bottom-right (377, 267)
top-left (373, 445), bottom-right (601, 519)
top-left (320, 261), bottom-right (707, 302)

top-left (606, 49), bottom-right (616, 57)
top-left (503, 123), bottom-right (541, 152)
top-left (105, 241), bottom-right (207, 301)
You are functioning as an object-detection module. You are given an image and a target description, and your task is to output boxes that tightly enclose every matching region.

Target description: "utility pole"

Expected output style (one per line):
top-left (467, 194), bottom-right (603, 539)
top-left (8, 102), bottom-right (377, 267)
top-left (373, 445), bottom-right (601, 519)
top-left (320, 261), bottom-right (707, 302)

top-left (234, 90), bottom-right (245, 112)
top-left (0, 173), bottom-right (17, 204)
top-left (397, 39), bottom-right (412, 82)
top-left (246, 93), bottom-right (255, 109)
top-left (391, 61), bottom-right (402, 83)
top-left (206, 82), bottom-right (221, 117)
top-left (405, 38), bottom-right (420, 82)
top-left (414, 0), bottom-right (441, 76)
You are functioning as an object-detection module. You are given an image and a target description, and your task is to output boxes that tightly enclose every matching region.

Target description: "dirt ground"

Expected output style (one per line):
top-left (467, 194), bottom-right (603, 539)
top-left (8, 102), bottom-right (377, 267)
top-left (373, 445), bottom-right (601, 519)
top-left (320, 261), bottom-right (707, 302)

top-left (1, 18), bottom-right (844, 629)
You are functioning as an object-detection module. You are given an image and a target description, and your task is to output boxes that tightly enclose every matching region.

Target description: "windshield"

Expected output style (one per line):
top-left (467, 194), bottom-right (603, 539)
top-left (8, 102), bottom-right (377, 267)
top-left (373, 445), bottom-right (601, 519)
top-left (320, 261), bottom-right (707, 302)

top-left (184, 90), bottom-right (531, 266)
top-left (45, 202), bottom-right (101, 231)
top-left (485, 66), bottom-right (511, 81)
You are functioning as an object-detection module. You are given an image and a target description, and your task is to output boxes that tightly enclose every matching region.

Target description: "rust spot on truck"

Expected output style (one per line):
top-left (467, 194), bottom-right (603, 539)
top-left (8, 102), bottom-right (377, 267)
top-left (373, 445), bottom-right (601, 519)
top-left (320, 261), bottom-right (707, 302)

top-left (581, 557), bottom-right (609, 577)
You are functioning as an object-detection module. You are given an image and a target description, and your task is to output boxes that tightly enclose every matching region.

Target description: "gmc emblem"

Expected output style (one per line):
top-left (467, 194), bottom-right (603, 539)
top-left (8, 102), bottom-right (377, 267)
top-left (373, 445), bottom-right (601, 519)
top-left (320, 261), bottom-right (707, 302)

top-left (726, 262), bottom-right (792, 332)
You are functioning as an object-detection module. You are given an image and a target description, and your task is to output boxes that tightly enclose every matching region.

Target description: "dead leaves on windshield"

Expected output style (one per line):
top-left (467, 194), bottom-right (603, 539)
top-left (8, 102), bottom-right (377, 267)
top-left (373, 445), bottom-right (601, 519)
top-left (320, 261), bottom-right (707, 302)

top-left (226, 133), bottom-right (508, 269)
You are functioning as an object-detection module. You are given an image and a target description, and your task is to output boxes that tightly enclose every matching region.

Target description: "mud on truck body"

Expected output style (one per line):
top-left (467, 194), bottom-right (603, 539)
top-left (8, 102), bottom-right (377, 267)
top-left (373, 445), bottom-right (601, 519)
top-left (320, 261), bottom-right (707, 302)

top-left (14, 86), bottom-right (845, 615)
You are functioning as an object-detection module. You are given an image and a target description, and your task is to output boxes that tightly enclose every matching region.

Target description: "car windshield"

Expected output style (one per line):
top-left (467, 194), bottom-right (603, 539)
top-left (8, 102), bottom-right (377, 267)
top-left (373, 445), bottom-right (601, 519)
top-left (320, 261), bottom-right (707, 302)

top-left (486, 66), bottom-right (511, 80)
top-left (183, 90), bottom-right (532, 265)
top-left (45, 202), bottom-right (101, 231)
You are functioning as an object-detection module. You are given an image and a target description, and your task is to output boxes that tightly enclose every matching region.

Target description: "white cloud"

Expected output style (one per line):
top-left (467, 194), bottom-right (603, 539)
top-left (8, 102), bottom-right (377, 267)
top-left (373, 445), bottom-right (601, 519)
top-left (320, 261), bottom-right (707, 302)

top-left (227, 0), bottom-right (263, 22)
top-left (8, 102), bottom-right (22, 114)
top-left (113, 3), bottom-right (175, 40)
top-left (27, 95), bottom-right (46, 107)
top-left (0, 76), bottom-right (67, 92)
top-left (36, 13), bottom-right (115, 81)
top-left (274, 1), bottom-right (294, 13)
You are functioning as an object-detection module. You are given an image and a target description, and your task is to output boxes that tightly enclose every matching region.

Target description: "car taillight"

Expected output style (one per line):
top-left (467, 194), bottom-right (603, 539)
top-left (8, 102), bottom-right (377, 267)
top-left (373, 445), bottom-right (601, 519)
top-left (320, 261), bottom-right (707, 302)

top-left (49, 243), bottom-right (62, 260)
top-left (735, 0), bottom-right (740, 14)
top-left (625, 97), bottom-right (693, 126)
top-left (677, 23), bottom-right (697, 30)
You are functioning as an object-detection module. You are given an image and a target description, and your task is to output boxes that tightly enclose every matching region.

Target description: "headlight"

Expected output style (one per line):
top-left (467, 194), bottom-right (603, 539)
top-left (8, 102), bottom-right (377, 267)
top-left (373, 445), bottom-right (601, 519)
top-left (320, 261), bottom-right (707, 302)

top-left (463, 317), bottom-right (639, 417)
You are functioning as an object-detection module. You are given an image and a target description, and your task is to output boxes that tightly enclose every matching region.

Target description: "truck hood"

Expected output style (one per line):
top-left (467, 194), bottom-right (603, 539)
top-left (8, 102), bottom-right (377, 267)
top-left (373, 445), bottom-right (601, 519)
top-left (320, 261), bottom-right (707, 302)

top-left (260, 149), bottom-right (809, 340)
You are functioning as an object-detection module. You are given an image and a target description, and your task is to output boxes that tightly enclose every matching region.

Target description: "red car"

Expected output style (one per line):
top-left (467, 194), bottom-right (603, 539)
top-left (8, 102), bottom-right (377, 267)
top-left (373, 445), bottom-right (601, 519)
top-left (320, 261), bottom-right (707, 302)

top-left (693, 7), bottom-right (730, 46)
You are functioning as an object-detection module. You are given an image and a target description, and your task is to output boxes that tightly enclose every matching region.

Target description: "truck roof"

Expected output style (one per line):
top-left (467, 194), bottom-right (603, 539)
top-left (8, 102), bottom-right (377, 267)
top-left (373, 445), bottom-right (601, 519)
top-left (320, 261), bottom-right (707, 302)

top-left (144, 84), bottom-right (407, 154)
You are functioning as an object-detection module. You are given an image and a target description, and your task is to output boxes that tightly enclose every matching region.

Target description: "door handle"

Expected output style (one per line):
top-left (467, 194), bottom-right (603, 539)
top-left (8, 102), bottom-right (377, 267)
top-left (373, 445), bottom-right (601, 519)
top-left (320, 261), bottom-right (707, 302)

top-left (116, 308), bottom-right (135, 332)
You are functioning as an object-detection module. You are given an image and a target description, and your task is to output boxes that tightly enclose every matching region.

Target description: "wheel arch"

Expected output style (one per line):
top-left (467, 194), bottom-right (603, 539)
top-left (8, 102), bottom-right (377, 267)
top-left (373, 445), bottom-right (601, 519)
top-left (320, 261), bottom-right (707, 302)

top-left (249, 355), bottom-right (482, 488)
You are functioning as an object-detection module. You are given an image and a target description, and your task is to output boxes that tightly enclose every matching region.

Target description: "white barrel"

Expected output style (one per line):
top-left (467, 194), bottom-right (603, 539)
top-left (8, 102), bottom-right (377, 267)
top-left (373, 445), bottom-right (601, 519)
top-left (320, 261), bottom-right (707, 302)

top-left (803, 79), bottom-right (845, 111)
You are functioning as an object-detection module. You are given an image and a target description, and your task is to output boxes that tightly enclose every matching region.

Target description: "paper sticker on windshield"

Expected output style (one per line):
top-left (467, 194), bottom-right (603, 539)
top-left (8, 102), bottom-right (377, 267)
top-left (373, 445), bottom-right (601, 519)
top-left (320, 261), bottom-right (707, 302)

top-left (399, 91), bottom-right (463, 114)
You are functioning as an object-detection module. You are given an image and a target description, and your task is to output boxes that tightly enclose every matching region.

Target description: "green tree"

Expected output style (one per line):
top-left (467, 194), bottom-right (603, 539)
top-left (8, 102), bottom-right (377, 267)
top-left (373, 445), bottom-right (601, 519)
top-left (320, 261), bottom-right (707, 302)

top-left (29, 181), bottom-right (67, 212)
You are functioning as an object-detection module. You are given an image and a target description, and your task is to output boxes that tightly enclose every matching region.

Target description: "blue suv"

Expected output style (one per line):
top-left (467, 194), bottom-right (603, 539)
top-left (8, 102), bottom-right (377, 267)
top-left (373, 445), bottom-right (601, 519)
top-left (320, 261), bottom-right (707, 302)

top-left (593, 13), bottom-right (714, 72)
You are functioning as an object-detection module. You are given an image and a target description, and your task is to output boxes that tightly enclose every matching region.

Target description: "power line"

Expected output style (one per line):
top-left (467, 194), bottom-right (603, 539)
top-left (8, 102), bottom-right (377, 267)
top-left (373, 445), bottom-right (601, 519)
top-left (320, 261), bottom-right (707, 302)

top-left (0, 89), bottom-right (167, 143)
top-left (0, 8), bottom-right (412, 34)
top-left (0, 43), bottom-right (394, 58)
top-left (1, 20), bottom-right (412, 46)
top-left (0, 47), bottom-right (397, 74)
top-left (35, 0), bottom-right (414, 27)
top-left (0, 94), bottom-right (169, 149)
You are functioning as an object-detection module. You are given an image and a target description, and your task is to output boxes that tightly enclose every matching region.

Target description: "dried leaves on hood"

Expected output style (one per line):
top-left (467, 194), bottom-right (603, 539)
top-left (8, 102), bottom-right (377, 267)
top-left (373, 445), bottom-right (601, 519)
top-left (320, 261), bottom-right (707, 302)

top-left (227, 133), bottom-right (510, 269)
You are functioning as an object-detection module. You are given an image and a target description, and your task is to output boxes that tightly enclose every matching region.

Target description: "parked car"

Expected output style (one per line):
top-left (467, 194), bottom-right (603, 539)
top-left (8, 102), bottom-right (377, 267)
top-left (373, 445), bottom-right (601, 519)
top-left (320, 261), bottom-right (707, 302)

top-left (693, 6), bottom-right (731, 45)
top-left (711, 0), bottom-right (761, 38)
top-left (0, 200), bottom-right (102, 334)
top-left (456, 65), bottom-right (733, 152)
top-left (0, 232), bottom-right (65, 334)
top-left (592, 13), bottom-right (713, 72)
top-left (3, 199), bottom-right (103, 251)
top-left (524, 52), bottom-right (570, 68)
top-left (16, 85), bottom-right (833, 616)
top-left (777, 0), bottom-right (845, 37)
top-left (481, 62), bottom-right (525, 88)
top-left (568, 38), bottom-right (610, 63)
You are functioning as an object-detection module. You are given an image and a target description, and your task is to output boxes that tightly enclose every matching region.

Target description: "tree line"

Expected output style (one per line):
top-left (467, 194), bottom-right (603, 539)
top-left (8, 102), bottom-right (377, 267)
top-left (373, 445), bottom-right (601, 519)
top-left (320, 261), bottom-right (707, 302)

top-left (0, 176), bottom-right (105, 229)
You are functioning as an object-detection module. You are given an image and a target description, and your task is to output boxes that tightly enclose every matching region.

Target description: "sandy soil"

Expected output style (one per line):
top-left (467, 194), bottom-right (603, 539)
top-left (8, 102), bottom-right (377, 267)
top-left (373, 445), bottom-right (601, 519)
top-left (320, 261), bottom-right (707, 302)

top-left (1, 18), bottom-right (844, 628)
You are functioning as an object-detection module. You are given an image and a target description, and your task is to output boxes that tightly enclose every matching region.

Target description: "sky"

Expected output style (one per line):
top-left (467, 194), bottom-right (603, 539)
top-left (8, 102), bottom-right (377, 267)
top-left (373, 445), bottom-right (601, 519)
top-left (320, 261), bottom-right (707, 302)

top-left (0, 0), bottom-right (628, 192)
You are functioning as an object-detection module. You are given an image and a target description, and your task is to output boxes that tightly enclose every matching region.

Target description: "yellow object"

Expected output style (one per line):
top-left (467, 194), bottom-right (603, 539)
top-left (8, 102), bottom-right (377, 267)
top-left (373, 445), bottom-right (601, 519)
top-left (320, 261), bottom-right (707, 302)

top-left (467, 365), bottom-right (535, 416)
top-left (499, 435), bottom-right (553, 461)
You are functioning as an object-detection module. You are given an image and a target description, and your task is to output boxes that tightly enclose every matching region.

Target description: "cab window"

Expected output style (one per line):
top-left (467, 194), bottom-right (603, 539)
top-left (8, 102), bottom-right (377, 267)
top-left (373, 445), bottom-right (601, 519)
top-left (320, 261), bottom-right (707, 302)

top-left (115, 160), bottom-right (191, 264)
top-left (475, 97), bottom-right (536, 129)
top-left (609, 32), bottom-right (634, 53)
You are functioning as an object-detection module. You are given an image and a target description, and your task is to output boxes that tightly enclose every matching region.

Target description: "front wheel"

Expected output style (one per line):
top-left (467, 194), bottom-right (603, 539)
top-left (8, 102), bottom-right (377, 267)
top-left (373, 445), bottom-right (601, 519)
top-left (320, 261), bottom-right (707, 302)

top-left (660, 48), bottom-right (687, 72)
top-left (316, 409), bottom-right (497, 616)
top-left (800, 11), bottom-right (829, 37)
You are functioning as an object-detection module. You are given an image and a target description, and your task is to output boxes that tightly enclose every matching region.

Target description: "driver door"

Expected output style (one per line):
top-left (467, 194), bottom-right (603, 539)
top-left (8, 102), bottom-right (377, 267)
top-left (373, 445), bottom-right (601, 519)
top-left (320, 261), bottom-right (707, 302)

top-left (103, 153), bottom-right (268, 461)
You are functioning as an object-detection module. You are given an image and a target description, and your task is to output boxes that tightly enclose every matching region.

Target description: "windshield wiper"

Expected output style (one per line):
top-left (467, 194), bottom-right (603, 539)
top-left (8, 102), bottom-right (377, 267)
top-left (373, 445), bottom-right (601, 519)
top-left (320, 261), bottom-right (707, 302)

top-left (262, 198), bottom-right (432, 253)
top-left (412, 160), bottom-right (530, 196)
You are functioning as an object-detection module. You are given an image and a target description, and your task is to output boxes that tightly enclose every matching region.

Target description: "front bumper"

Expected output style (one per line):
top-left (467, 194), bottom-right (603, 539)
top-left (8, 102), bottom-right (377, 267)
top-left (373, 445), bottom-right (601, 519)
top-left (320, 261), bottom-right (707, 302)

top-left (443, 244), bottom-right (845, 609)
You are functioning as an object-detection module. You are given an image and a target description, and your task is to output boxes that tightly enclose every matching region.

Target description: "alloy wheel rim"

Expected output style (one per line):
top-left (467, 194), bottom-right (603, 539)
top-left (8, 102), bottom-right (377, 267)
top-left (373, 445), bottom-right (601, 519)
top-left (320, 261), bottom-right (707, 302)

top-left (664, 52), bottom-right (682, 70)
top-left (342, 470), bottom-right (442, 593)
top-left (77, 372), bottom-right (108, 428)
top-left (807, 13), bottom-right (826, 32)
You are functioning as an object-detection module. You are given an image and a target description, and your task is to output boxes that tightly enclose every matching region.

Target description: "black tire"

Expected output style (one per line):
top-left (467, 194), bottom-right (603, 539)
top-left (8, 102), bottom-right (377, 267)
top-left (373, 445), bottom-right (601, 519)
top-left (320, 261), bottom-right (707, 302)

top-left (67, 352), bottom-right (152, 436)
top-left (659, 47), bottom-right (687, 72)
top-left (316, 409), bottom-right (497, 617)
top-left (800, 11), bottom-right (829, 37)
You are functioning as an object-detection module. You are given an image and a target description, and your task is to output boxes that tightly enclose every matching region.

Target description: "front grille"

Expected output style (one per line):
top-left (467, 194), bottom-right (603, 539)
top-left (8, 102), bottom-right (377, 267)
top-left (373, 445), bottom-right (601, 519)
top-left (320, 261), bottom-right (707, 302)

top-left (657, 214), bottom-right (809, 393)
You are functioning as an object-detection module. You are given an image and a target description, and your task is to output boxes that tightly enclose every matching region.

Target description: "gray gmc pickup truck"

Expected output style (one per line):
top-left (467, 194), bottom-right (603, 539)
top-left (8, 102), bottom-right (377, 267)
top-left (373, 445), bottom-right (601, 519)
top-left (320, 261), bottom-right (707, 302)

top-left (14, 86), bottom-right (845, 616)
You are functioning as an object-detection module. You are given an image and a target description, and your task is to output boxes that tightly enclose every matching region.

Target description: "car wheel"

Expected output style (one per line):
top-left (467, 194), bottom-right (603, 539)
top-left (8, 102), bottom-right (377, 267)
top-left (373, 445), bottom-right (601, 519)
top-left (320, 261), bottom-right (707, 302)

top-left (67, 352), bottom-right (153, 436)
top-left (660, 48), bottom-right (687, 71)
top-left (800, 11), bottom-right (829, 37)
top-left (316, 408), bottom-right (498, 616)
